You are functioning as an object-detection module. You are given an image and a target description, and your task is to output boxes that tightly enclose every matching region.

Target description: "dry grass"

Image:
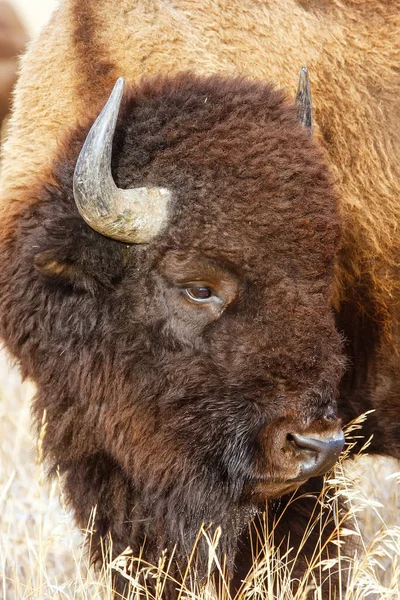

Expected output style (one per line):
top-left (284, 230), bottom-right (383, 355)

top-left (1, 348), bottom-right (400, 600)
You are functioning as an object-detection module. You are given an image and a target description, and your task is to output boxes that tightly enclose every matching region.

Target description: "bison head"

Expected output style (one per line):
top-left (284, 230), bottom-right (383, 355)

top-left (0, 72), bottom-right (345, 573)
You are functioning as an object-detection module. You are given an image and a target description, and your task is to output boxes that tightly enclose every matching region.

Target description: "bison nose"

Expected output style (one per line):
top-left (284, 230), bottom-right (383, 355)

top-left (288, 430), bottom-right (345, 478)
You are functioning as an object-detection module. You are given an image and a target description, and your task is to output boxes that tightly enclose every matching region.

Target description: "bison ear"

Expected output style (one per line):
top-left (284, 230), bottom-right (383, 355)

top-left (34, 249), bottom-right (98, 292)
top-left (32, 216), bottom-right (127, 292)
top-left (34, 244), bottom-right (127, 293)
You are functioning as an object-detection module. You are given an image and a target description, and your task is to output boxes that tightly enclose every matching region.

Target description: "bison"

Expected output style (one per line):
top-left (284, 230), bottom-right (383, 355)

top-left (0, 0), bottom-right (399, 597)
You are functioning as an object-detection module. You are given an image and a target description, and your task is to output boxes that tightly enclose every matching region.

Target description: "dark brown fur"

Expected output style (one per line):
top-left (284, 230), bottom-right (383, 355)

top-left (71, 0), bottom-right (117, 100)
top-left (0, 73), bottom-right (345, 594)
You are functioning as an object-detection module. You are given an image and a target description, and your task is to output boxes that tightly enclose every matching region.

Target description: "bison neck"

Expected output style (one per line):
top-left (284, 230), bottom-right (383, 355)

top-left (337, 300), bottom-right (400, 459)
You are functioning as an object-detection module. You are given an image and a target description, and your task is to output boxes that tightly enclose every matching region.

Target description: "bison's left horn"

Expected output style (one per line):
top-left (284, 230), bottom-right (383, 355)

top-left (73, 77), bottom-right (171, 243)
top-left (295, 67), bottom-right (313, 136)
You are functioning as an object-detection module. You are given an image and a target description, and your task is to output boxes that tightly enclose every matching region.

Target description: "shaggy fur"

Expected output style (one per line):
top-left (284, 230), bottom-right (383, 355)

top-left (1, 0), bottom-right (399, 595)
top-left (1, 1), bottom-right (399, 328)
top-left (0, 72), bottom-right (344, 592)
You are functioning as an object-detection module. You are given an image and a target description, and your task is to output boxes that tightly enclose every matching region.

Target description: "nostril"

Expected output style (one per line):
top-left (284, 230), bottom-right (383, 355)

top-left (286, 433), bottom-right (305, 449)
top-left (290, 432), bottom-right (332, 454)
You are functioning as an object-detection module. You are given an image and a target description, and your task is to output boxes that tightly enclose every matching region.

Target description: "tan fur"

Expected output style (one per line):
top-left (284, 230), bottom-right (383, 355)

top-left (1, 0), bottom-right (399, 332)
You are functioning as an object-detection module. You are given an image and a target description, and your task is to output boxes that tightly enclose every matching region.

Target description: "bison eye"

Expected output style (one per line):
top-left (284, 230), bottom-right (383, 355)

top-left (184, 286), bottom-right (218, 304)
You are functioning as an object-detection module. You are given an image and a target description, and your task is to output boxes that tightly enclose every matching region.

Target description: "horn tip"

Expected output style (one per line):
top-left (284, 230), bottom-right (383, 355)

top-left (297, 67), bottom-right (310, 91)
top-left (114, 76), bottom-right (125, 93)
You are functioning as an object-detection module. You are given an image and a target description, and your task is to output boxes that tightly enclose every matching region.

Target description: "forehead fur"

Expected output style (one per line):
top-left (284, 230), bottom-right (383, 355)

top-left (62, 72), bottom-right (340, 281)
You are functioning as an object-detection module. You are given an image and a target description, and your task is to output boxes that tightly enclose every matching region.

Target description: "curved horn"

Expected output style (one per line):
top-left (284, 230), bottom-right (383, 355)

top-left (295, 67), bottom-right (313, 137)
top-left (73, 77), bottom-right (171, 243)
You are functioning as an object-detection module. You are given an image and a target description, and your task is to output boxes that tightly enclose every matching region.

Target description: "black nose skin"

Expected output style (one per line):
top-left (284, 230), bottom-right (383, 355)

top-left (290, 431), bottom-right (345, 478)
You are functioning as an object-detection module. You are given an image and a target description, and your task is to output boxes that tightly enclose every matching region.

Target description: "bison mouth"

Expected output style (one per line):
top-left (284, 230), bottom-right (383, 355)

top-left (242, 476), bottom-right (310, 503)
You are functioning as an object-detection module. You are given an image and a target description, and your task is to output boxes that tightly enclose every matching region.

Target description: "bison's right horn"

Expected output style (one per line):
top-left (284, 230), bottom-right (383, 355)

top-left (73, 77), bottom-right (171, 243)
top-left (295, 67), bottom-right (313, 137)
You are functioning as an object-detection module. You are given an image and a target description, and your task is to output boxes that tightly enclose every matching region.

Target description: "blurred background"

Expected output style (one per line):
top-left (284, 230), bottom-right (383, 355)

top-left (10, 0), bottom-right (57, 35)
top-left (0, 0), bottom-right (57, 136)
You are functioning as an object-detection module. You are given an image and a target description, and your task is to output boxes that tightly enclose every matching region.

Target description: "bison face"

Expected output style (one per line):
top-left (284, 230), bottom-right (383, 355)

top-left (0, 73), bottom-right (345, 566)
